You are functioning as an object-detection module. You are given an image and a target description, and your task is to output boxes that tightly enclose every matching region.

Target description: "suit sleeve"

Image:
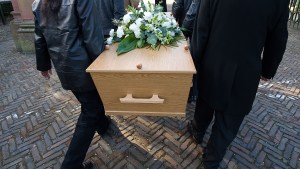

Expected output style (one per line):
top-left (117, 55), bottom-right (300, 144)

top-left (182, 0), bottom-right (201, 37)
top-left (190, 0), bottom-right (210, 70)
top-left (114, 0), bottom-right (125, 20)
top-left (33, 13), bottom-right (52, 71)
top-left (77, 0), bottom-right (105, 61)
top-left (261, 3), bottom-right (289, 79)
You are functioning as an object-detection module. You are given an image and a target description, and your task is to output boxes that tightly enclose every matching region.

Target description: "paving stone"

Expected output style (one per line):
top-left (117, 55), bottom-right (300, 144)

top-left (0, 22), bottom-right (299, 169)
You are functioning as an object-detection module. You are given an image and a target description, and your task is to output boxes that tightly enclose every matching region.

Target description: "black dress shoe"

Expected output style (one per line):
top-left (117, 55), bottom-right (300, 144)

top-left (188, 121), bottom-right (204, 144)
top-left (82, 161), bottom-right (94, 169)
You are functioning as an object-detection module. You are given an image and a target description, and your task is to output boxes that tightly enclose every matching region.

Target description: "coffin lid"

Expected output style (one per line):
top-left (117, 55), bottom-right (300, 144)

top-left (86, 41), bottom-right (196, 74)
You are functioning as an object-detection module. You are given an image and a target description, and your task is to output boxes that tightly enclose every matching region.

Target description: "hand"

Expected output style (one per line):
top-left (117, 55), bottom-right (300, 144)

top-left (261, 76), bottom-right (270, 81)
top-left (41, 69), bottom-right (52, 80)
top-left (105, 45), bottom-right (110, 50)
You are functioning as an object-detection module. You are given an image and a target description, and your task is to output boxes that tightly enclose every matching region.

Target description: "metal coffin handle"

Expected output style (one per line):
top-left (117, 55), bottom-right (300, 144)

top-left (120, 94), bottom-right (164, 104)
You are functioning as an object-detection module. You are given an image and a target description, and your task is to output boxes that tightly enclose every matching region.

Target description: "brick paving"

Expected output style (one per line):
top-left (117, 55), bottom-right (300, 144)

top-left (0, 23), bottom-right (299, 169)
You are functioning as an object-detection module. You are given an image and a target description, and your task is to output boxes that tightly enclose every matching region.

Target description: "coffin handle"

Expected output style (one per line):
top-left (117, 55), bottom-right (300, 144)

top-left (120, 94), bottom-right (164, 104)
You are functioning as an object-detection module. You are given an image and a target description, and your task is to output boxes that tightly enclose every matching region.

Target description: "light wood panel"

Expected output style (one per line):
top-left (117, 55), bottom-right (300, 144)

top-left (87, 39), bottom-right (196, 117)
top-left (90, 73), bottom-right (193, 117)
top-left (86, 41), bottom-right (196, 74)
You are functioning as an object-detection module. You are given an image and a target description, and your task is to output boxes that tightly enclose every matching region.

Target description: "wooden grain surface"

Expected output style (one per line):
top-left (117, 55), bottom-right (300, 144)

top-left (86, 41), bottom-right (196, 74)
top-left (87, 40), bottom-right (196, 116)
top-left (90, 73), bottom-right (193, 117)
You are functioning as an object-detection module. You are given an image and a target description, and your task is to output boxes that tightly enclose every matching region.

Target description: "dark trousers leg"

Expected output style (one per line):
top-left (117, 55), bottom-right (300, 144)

top-left (155, 0), bottom-right (167, 12)
top-left (61, 90), bottom-right (108, 169)
top-left (193, 98), bottom-right (214, 142)
top-left (188, 75), bottom-right (199, 103)
top-left (203, 112), bottom-right (245, 169)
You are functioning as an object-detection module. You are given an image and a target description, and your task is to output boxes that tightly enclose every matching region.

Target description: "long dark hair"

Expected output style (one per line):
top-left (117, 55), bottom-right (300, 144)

top-left (41, 0), bottom-right (62, 23)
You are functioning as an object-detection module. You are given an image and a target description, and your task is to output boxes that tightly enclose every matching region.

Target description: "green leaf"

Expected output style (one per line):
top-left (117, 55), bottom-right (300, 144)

top-left (140, 1), bottom-right (146, 11)
top-left (137, 39), bottom-right (145, 48)
top-left (114, 37), bottom-right (122, 42)
top-left (146, 33), bottom-right (157, 46)
top-left (116, 34), bottom-right (139, 55)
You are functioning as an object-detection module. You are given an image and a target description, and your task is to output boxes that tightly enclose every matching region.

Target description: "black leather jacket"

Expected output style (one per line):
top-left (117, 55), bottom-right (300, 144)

top-left (33, 0), bottom-right (105, 92)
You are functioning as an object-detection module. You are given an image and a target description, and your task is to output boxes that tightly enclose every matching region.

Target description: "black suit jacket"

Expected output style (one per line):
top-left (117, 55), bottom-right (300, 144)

top-left (94, 0), bottom-right (125, 36)
top-left (172, 0), bottom-right (193, 26)
top-left (191, 0), bottom-right (289, 115)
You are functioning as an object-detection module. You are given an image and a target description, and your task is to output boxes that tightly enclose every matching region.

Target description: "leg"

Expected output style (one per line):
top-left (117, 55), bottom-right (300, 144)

top-left (0, 3), bottom-right (6, 25)
top-left (162, 0), bottom-right (167, 12)
top-left (74, 90), bottom-right (109, 133)
top-left (203, 112), bottom-right (245, 169)
top-left (188, 75), bottom-right (198, 103)
top-left (190, 98), bottom-right (214, 143)
top-left (192, 75), bottom-right (199, 102)
top-left (61, 90), bottom-right (109, 169)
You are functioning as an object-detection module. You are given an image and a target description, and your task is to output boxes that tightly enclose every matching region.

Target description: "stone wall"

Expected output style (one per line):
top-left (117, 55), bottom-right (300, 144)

top-left (10, 0), bottom-right (35, 53)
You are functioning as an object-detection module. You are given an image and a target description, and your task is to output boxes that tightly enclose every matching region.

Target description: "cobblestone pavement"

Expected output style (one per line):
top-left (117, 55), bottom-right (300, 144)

top-left (0, 23), bottom-right (299, 169)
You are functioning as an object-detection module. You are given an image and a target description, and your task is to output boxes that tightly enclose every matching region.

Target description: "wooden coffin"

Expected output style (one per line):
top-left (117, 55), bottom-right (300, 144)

top-left (86, 41), bottom-right (196, 117)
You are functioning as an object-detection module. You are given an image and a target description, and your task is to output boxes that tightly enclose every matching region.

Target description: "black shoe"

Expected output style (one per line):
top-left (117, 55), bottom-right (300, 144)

top-left (82, 161), bottom-right (94, 169)
top-left (188, 120), bottom-right (204, 144)
top-left (96, 116), bottom-right (111, 135)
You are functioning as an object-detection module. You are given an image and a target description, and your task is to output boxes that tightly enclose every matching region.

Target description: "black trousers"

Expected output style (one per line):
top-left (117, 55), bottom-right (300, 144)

top-left (61, 90), bottom-right (108, 169)
top-left (193, 99), bottom-right (245, 169)
top-left (188, 75), bottom-right (198, 103)
top-left (155, 0), bottom-right (167, 12)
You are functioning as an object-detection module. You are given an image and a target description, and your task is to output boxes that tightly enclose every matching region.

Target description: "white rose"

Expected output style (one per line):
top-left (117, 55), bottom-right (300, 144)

top-left (169, 31), bottom-right (175, 37)
top-left (106, 37), bottom-right (113, 44)
top-left (116, 26), bottom-right (124, 38)
top-left (144, 12), bottom-right (153, 21)
top-left (162, 21), bottom-right (171, 28)
top-left (129, 23), bottom-right (142, 38)
top-left (123, 13), bottom-right (132, 24)
top-left (135, 18), bottom-right (143, 27)
top-left (129, 23), bottom-right (139, 32)
top-left (134, 30), bottom-right (141, 38)
top-left (157, 14), bottom-right (162, 21)
top-left (109, 29), bottom-right (114, 37)
top-left (171, 19), bottom-right (177, 28)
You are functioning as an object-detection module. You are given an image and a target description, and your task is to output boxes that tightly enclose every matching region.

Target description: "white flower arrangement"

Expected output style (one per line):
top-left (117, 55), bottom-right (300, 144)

top-left (107, 1), bottom-right (183, 55)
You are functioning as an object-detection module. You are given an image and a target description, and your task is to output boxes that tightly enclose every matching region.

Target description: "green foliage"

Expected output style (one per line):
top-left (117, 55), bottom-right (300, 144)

top-left (137, 39), bottom-right (145, 48)
top-left (116, 34), bottom-right (139, 55)
top-left (108, 1), bottom-right (184, 55)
